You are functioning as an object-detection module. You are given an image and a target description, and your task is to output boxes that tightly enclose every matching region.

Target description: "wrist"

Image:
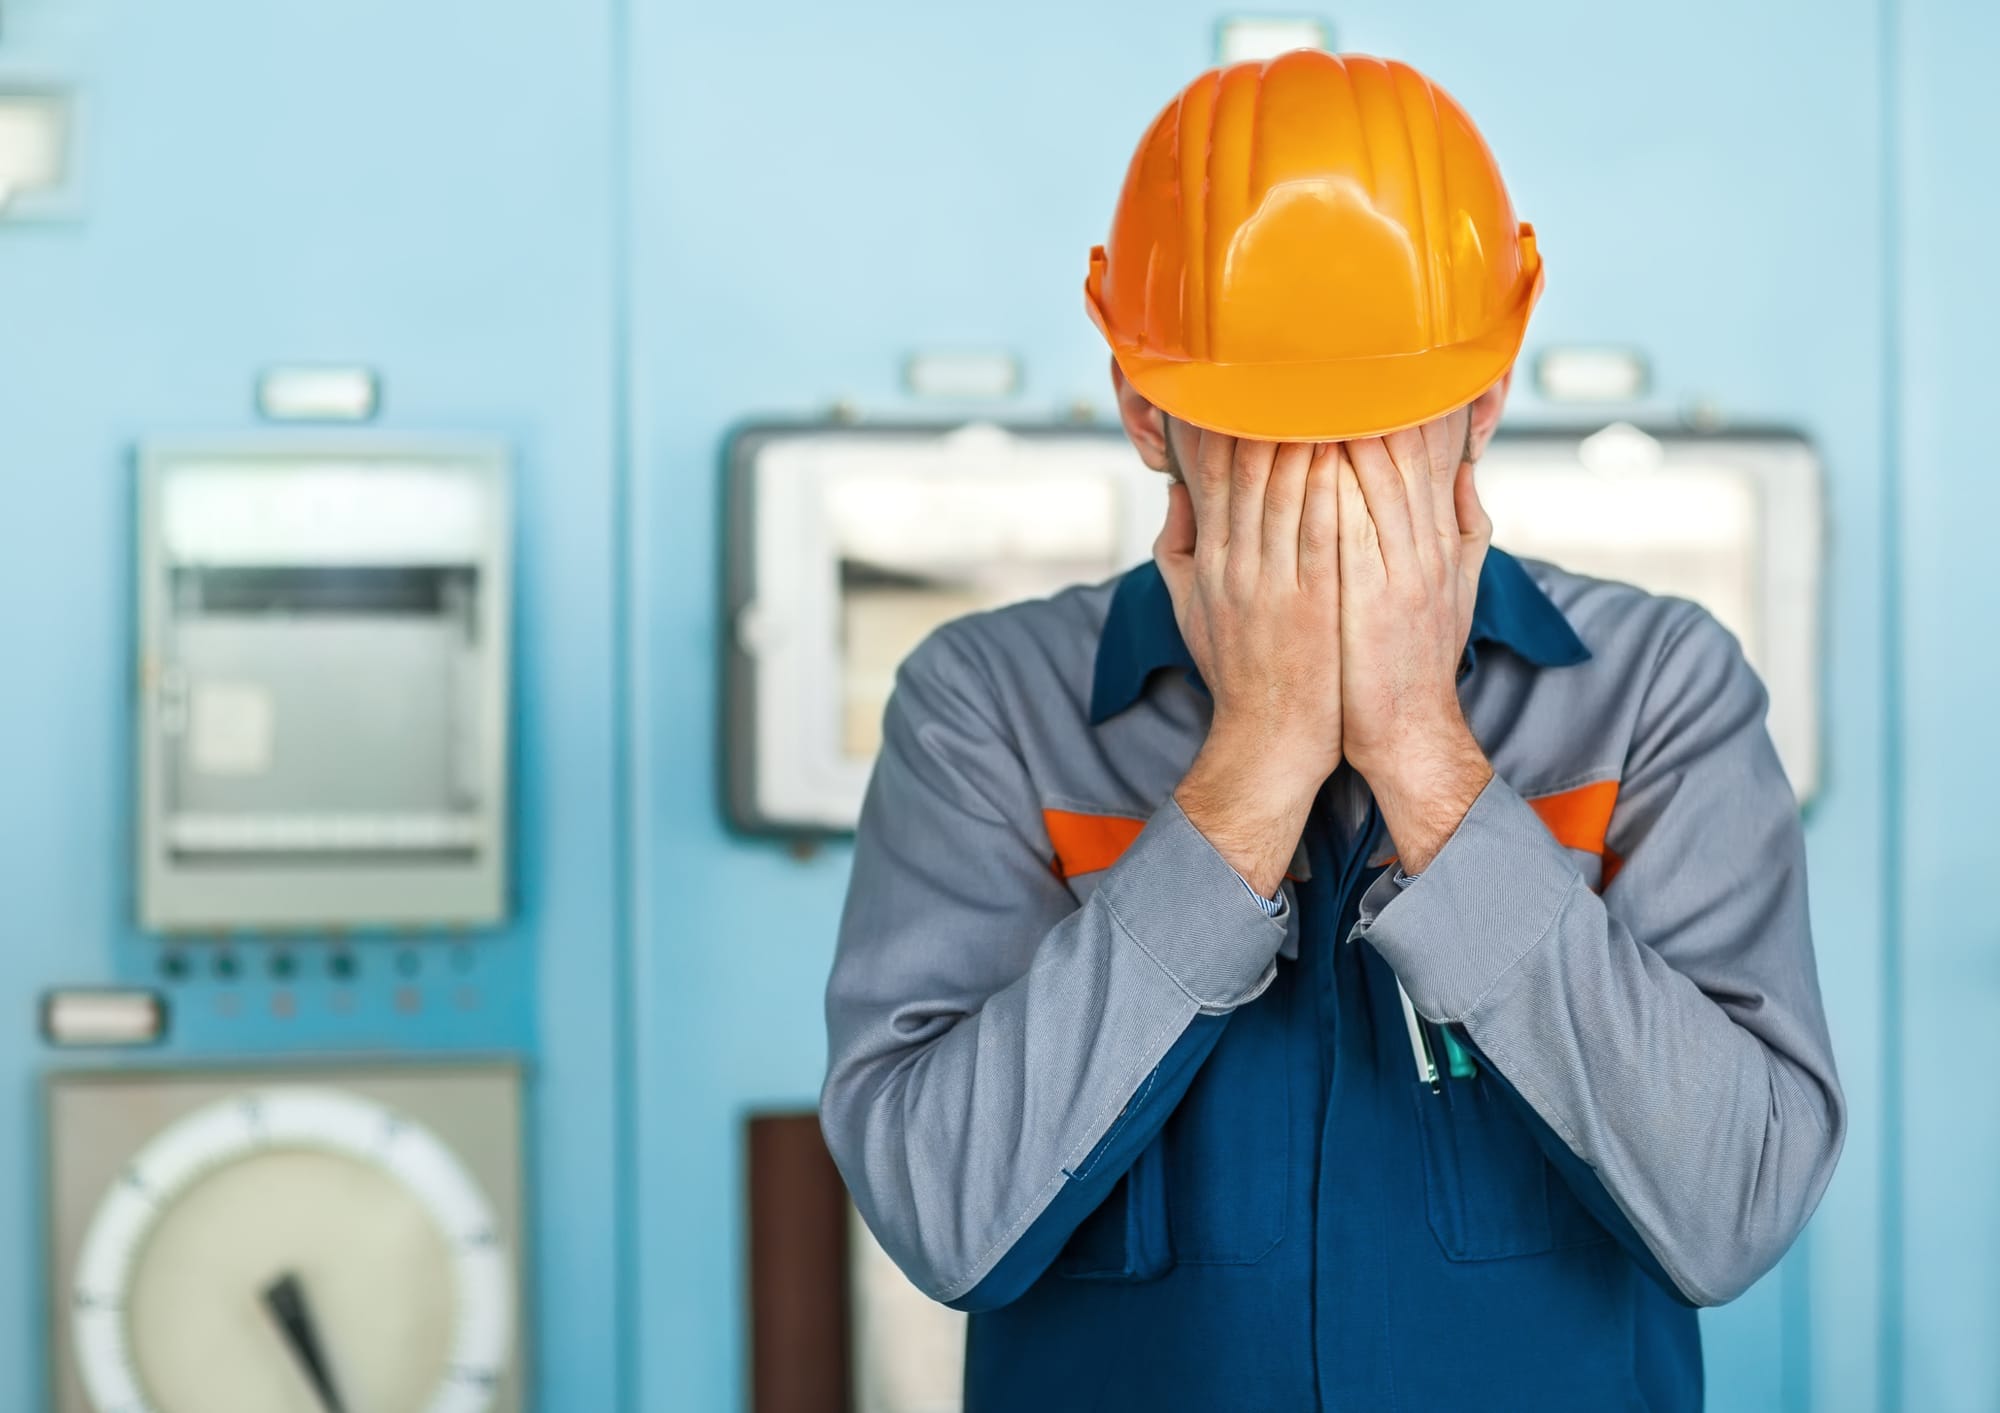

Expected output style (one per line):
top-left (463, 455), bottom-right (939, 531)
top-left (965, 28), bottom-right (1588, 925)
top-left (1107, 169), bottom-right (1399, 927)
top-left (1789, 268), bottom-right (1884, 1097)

top-left (1175, 726), bottom-right (1328, 896)
top-left (1195, 715), bottom-right (1337, 812)
top-left (1363, 723), bottom-right (1492, 875)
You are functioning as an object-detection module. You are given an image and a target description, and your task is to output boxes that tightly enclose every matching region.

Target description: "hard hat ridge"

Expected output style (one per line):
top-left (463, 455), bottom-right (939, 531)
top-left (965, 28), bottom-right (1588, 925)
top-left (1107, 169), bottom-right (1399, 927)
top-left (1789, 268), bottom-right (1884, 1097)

top-left (1087, 51), bottom-right (1543, 442)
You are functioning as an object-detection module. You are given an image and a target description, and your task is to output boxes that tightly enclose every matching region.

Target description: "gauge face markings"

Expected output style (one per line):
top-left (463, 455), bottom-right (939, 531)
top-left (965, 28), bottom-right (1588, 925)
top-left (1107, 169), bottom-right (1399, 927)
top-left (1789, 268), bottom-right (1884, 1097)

top-left (70, 1085), bottom-right (514, 1413)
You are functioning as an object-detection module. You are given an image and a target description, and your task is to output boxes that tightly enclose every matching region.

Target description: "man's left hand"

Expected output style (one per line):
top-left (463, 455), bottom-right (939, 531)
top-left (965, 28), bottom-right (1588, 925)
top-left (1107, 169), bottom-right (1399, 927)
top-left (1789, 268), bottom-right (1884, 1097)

top-left (1336, 414), bottom-right (1495, 874)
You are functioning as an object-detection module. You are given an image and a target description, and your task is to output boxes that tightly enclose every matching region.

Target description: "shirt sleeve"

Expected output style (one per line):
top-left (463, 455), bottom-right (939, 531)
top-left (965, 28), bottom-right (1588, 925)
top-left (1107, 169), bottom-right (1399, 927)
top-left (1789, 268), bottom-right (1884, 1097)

top-left (821, 627), bottom-right (1291, 1307)
top-left (1353, 605), bottom-right (1846, 1306)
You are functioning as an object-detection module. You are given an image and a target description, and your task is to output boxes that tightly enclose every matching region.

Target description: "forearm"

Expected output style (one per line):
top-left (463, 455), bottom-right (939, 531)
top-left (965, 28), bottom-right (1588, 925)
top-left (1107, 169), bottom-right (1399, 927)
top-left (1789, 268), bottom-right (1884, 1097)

top-left (1174, 721), bottom-right (1327, 895)
top-left (1362, 718), bottom-right (1492, 874)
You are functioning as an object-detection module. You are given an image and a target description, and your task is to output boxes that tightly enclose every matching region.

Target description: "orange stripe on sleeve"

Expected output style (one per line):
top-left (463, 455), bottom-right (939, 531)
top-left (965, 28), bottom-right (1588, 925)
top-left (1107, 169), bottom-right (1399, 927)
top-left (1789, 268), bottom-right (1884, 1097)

top-left (1525, 777), bottom-right (1620, 862)
top-left (1046, 784), bottom-right (1623, 887)
top-left (1043, 809), bottom-right (1147, 880)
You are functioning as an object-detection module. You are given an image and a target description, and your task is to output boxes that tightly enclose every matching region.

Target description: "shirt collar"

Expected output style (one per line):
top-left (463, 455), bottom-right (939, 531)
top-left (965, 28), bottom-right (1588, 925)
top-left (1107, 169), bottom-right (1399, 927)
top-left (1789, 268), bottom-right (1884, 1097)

top-left (1088, 547), bottom-right (1591, 725)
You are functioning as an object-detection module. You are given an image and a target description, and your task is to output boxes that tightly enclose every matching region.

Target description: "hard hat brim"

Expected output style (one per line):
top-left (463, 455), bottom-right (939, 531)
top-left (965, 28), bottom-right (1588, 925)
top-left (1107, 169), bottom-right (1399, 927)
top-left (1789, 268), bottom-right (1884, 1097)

top-left (1092, 268), bottom-right (1542, 444)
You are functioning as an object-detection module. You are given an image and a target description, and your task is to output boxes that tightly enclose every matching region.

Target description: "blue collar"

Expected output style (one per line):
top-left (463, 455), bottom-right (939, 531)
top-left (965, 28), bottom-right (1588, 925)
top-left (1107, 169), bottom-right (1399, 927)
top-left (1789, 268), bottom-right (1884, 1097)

top-left (1088, 548), bottom-right (1591, 725)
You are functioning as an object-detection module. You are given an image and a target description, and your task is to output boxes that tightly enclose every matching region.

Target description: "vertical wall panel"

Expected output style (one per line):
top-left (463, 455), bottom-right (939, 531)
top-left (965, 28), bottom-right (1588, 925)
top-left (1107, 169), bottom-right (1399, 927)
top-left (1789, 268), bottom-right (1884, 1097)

top-left (1895, 0), bottom-right (2000, 1407)
top-left (0, 1), bottom-right (624, 1408)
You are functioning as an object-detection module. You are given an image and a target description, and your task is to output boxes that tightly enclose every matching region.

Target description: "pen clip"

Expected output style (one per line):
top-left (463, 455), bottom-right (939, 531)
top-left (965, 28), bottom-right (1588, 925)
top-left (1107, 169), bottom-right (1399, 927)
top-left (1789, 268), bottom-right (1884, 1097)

top-left (1397, 982), bottom-right (1440, 1092)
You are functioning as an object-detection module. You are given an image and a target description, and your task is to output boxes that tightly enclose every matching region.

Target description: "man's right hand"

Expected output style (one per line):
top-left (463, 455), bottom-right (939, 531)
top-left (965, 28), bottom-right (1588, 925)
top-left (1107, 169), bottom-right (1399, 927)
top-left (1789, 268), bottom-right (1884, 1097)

top-left (1155, 429), bottom-right (1344, 896)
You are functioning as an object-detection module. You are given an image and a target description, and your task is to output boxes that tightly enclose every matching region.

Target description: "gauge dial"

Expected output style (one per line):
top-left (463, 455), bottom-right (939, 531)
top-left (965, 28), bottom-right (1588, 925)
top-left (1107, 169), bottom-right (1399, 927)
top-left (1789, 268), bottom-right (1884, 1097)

top-left (69, 1085), bottom-right (513, 1413)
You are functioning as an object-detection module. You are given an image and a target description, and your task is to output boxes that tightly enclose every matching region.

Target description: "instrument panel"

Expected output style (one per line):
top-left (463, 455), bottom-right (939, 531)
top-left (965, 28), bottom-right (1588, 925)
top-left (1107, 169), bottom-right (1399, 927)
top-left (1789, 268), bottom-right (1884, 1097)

top-left (49, 1064), bottom-right (526, 1413)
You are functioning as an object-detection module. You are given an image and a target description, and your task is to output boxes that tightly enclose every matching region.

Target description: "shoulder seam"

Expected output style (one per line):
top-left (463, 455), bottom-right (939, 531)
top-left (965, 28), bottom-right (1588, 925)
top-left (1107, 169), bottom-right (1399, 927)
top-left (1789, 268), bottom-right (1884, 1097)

top-left (913, 624), bottom-right (1027, 764)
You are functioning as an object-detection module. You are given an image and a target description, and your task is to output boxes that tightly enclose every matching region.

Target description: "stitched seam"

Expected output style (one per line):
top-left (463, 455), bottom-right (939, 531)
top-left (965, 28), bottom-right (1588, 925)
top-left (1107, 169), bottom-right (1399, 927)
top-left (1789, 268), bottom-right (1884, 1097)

top-left (1040, 793), bottom-right (1149, 822)
top-left (1102, 888), bottom-right (1274, 1010)
top-left (1520, 767), bottom-right (1625, 801)
top-left (1478, 1029), bottom-right (1719, 1307)
top-left (1068, 1065), bottom-right (1160, 1181)
top-left (1621, 602), bottom-right (1712, 780)
top-left (927, 1003), bottom-right (1188, 1304)
top-left (1097, 814), bottom-right (1286, 1009)
top-left (928, 624), bottom-right (1027, 764)
top-left (1200, 961), bottom-right (1277, 1014)
top-left (1445, 871), bottom-right (1582, 1024)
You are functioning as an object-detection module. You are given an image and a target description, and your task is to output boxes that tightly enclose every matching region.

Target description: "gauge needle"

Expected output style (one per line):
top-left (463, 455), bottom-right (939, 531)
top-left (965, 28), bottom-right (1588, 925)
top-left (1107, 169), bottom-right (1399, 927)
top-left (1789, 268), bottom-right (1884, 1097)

top-left (260, 1272), bottom-right (349, 1413)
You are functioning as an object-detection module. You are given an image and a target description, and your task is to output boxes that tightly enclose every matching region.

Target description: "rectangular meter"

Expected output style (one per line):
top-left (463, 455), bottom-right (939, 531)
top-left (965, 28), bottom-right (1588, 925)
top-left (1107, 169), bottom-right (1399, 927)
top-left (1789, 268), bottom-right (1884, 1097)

top-left (725, 422), bottom-right (1166, 834)
top-left (1476, 426), bottom-right (1824, 803)
top-left (136, 440), bottom-right (512, 931)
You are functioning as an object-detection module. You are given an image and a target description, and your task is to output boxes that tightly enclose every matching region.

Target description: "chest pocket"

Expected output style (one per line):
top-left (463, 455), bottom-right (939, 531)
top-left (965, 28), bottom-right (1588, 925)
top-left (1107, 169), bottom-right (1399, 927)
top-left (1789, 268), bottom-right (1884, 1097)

top-left (1413, 1058), bottom-right (1611, 1262)
top-left (1160, 986), bottom-right (1291, 1263)
top-left (1057, 982), bottom-right (1294, 1279)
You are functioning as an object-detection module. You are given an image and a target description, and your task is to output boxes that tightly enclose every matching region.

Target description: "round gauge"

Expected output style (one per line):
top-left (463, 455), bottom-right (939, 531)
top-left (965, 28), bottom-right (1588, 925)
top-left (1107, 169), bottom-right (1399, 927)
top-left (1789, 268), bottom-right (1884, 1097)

top-left (69, 1085), bottom-right (513, 1413)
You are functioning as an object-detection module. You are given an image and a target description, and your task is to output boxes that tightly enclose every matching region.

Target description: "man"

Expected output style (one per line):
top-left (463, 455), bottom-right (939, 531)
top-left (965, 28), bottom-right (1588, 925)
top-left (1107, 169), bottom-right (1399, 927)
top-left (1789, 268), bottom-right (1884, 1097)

top-left (822, 51), bottom-right (1843, 1410)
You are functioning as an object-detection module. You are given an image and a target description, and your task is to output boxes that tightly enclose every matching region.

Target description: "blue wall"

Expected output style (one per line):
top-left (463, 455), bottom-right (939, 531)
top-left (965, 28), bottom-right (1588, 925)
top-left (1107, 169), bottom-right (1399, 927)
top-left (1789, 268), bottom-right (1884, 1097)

top-left (0, 0), bottom-right (1986, 1409)
top-left (1894, 0), bottom-right (2000, 1407)
top-left (0, 0), bottom-right (624, 1408)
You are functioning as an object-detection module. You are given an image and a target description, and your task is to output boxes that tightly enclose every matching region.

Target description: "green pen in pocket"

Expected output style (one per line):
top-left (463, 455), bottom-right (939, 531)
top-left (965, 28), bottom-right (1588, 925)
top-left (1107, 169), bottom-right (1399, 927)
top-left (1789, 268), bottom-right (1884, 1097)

top-left (1439, 1025), bottom-right (1480, 1081)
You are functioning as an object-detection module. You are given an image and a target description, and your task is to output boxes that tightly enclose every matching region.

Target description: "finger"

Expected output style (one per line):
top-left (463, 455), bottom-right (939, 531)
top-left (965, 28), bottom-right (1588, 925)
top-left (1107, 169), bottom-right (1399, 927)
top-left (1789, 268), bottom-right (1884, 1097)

top-left (1383, 427), bottom-right (1440, 585)
top-left (1418, 412), bottom-right (1456, 483)
top-left (1344, 436), bottom-right (1418, 582)
top-left (1299, 442), bottom-right (1340, 586)
top-left (1226, 438), bottom-right (1279, 573)
top-left (1420, 412), bottom-right (1464, 564)
top-left (1454, 458), bottom-right (1492, 561)
top-left (1261, 441), bottom-right (1313, 578)
top-left (1154, 480), bottom-right (1197, 600)
top-left (1155, 477), bottom-right (1195, 557)
top-left (1452, 461), bottom-right (1492, 639)
top-left (1387, 423), bottom-right (1437, 532)
top-left (1336, 444), bottom-right (1385, 594)
top-left (1190, 429), bottom-right (1236, 549)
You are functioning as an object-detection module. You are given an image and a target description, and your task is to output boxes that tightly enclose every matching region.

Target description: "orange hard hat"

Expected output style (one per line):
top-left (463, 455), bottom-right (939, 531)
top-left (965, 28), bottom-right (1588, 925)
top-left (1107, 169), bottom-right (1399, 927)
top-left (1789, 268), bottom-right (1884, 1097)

top-left (1086, 52), bottom-right (1543, 443)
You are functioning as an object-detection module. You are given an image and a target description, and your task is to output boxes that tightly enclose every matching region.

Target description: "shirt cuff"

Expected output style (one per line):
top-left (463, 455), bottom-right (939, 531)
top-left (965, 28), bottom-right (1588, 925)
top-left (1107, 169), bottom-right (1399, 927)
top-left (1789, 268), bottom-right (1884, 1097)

top-left (1352, 774), bottom-right (1581, 1023)
top-left (1096, 797), bottom-right (1291, 1011)
top-left (1236, 873), bottom-right (1289, 917)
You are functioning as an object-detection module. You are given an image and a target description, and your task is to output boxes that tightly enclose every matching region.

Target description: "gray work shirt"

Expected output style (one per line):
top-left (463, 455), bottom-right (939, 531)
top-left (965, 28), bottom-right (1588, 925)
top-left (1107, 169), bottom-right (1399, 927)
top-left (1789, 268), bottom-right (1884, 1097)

top-left (822, 548), bottom-right (1845, 1341)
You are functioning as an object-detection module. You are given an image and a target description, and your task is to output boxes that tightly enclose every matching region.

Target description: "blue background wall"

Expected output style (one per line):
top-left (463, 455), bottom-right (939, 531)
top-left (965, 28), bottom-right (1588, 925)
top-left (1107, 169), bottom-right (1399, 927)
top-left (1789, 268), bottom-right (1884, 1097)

top-left (1893, 0), bottom-right (2000, 1407)
top-left (0, 0), bottom-right (624, 1407)
top-left (0, 0), bottom-right (1986, 1409)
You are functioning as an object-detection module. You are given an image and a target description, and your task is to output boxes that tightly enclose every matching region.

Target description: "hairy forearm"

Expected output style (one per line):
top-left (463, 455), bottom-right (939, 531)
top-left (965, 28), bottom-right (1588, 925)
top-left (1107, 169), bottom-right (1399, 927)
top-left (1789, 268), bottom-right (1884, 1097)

top-left (1364, 721), bottom-right (1492, 875)
top-left (1174, 722), bottom-right (1328, 896)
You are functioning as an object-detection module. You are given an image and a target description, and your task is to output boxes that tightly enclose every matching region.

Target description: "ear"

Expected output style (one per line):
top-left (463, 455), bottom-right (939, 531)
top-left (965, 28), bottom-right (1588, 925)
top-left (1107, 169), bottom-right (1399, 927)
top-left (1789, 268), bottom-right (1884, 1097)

top-left (1111, 357), bottom-right (1172, 473)
top-left (1465, 369), bottom-right (1513, 462)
